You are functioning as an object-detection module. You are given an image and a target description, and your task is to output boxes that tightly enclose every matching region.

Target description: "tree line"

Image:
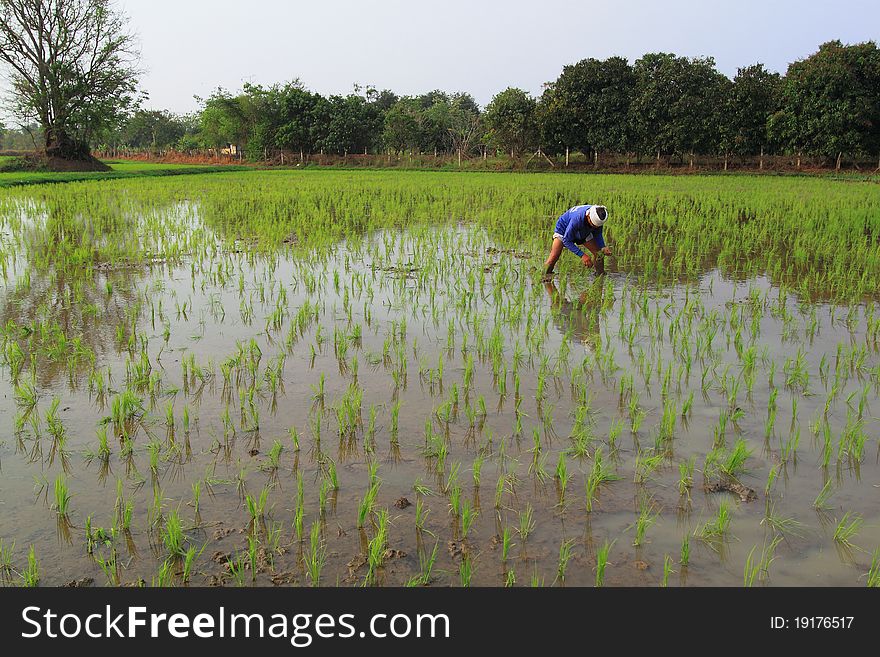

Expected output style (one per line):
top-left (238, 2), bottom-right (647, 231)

top-left (98, 41), bottom-right (879, 168)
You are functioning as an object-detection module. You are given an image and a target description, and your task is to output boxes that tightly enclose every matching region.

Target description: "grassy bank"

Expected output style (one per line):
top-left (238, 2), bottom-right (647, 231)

top-left (0, 159), bottom-right (250, 187)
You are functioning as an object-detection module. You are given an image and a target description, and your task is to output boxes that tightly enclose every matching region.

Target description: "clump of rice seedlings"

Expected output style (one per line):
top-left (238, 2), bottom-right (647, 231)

top-left (555, 451), bottom-right (571, 501)
top-left (595, 540), bottom-right (613, 587)
top-left (0, 539), bottom-right (13, 575)
top-left (501, 527), bottom-right (514, 562)
top-left (680, 535), bottom-right (690, 567)
top-left (661, 554), bottom-right (674, 587)
top-left (632, 499), bottom-right (659, 546)
top-left (553, 539), bottom-right (576, 585)
top-left (449, 485), bottom-right (462, 518)
top-left (289, 425), bottom-right (300, 451)
top-left (678, 457), bottom-right (695, 498)
top-left (262, 439), bottom-right (283, 472)
top-left (813, 480), bottom-right (834, 510)
top-left (366, 509), bottom-right (389, 585)
top-left (305, 522), bottom-right (326, 586)
top-left (697, 501), bottom-right (732, 541)
top-left (764, 465), bottom-right (779, 496)
top-left (720, 438), bottom-right (752, 477)
top-left (96, 425), bottom-right (111, 460)
top-left (357, 480), bottom-right (380, 528)
top-left (406, 541), bottom-right (439, 587)
top-left (326, 459), bottom-right (339, 490)
top-left (415, 497), bottom-right (428, 531)
top-left (52, 475), bottom-right (71, 516)
top-left (833, 512), bottom-right (863, 549)
top-left (761, 505), bottom-right (805, 537)
top-left (586, 448), bottom-right (620, 512)
top-left (161, 509), bottom-right (187, 557)
top-left (226, 553), bottom-right (247, 587)
top-left (182, 544), bottom-right (205, 584)
top-left (244, 485), bottom-right (270, 529)
top-left (413, 479), bottom-right (433, 497)
top-left (744, 535), bottom-right (782, 586)
top-left (459, 555), bottom-right (473, 587)
top-left (20, 545), bottom-right (39, 587)
top-left (472, 454), bottom-right (483, 487)
top-left (494, 473), bottom-right (505, 509)
top-left (461, 501), bottom-right (478, 539)
top-left (190, 481), bottom-right (201, 514)
top-left (635, 450), bottom-right (665, 484)
top-left (867, 550), bottom-right (880, 588)
top-left (518, 503), bottom-right (535, 540)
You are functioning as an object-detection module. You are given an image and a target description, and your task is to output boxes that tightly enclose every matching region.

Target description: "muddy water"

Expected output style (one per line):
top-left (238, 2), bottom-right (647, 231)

top-left (0, 207), bottom-right (878, 587)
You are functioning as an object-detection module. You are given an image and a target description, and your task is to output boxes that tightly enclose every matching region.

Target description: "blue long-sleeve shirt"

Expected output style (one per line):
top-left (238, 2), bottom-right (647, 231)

top-left (554, 205), bottom-right (605, 257)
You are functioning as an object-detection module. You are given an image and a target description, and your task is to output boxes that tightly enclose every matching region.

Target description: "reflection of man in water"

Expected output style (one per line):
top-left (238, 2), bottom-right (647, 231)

top-left (543, 278), bottom-right (603, 348)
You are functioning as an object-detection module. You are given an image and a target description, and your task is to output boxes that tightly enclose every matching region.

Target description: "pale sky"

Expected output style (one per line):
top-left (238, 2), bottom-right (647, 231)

top-left (7, 0), bottom-right (880, 116)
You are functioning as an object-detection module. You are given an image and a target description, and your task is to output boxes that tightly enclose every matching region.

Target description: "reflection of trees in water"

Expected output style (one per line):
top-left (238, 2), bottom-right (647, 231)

top-left (0, 266), bottom-right (145, 387)
top-left (1, 200), bottom-right (151, 388)
top-left (0, 193), bottom-right (185, 386)
top-left (544, 278), bottom-right (606, 349)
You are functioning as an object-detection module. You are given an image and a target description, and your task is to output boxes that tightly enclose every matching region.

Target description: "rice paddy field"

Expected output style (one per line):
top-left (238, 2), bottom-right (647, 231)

top-left (0, 169), bottom-right (879, 588)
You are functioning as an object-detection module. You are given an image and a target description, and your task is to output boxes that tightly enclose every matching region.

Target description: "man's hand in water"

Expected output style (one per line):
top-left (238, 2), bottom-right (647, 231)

top-left (581, 253), bottom-right (594, 267)
top-left (601, 246), bottom-right (613, 256)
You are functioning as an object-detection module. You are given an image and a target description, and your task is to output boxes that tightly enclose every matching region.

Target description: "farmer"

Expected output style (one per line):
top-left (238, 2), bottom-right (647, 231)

top-left (543, 204), bottom-right (612, 277)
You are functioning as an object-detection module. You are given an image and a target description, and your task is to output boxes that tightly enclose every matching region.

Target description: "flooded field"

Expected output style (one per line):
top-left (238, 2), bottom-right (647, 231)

top-left (0, 170), bottom-right (879, 587)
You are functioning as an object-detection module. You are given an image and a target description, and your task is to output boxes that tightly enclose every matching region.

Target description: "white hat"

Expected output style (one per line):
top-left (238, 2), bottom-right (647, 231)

top-left (588, 205), bottom-right (608, 226)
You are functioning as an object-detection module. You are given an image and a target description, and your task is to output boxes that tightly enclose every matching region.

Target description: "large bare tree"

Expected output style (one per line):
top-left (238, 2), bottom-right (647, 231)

top-left (0, 0), bottom-right (140, 164)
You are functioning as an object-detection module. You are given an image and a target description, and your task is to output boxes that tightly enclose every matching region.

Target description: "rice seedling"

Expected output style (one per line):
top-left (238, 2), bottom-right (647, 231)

top-left (595, 540), bottom-right (613, 588)
top-left (744, 535), bottom-right (783, 586)
top-left (720, 439), bottom-right (752, 477)
top-left (461, 501), bottom-right (478, 539)
top-left (632, 499), bottom-right (659, 547)
top-left (519, 504), bottom-right (535, 540)
top-left (406, 541), bottom-right (439, 587)
top-left (813, 480), bottom-right (835, 510)
top-left (305, 522), bottom-right (326, 586)
top-left (366, 509), bottom-right (389, 585)
top-left (678, 457), bottom-right (695, 497)
top-left (22, 545), bottom-right (39, 587)
top-left (867, 550), bottom-right (880, 588)
top-left (680, 535), bottom-right (690, 567)
top-left (161, 509), bottom-right (187, 557)
top-left (762, 505), bottom-right (805, 537)
top-left (661, 554), bottom-right (674, 587)
top-left (554, 538), bottom-right (576, 585)
top-left (52, 475), bottom-right (71, 516)
top-left (501, 526), bottom-right (514, 562)
top-left (833, 512), bottom-right (863, 549)
top-left (697, 501), bottom-right (732, 541)
top-left (459, 555), bottom-right (474, 587)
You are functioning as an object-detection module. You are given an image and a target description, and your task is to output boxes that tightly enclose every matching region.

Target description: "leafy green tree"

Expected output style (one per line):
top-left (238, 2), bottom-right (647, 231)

top-left (484, 88), bottom-right (538, 157)
top-left (537, 57), bottom-right (635, 159)
top-left (630, 53), bottom-right (728, 161)
top-left (769, 40), bottom-right (880, 164)
top-left (317, 94), bottom-right (382, 154)
top-left (383, 97), bottom-right (422, 154)
top-left (275, 84), bottom-right (323, 154)
top-left (198, 89), bottom-right (247, 152)
top-left (119, 110), bottom-right (187, 150)
top-left (726, 64), bottom-right (781, 157)
top-left (0, 0), bottom-right (140, 162)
